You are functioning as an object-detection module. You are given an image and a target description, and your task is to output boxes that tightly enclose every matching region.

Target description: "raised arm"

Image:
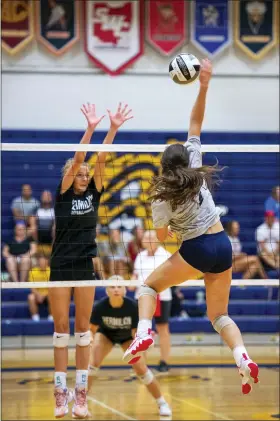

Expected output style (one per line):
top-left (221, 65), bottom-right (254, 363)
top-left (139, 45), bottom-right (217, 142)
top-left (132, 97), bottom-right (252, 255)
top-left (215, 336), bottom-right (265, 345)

top-left (188, 59), bottom-right (212, 139)
top-left (61, 103), bottom-right (105, 194)
top-left (94, 103), bottom-right (133, 192)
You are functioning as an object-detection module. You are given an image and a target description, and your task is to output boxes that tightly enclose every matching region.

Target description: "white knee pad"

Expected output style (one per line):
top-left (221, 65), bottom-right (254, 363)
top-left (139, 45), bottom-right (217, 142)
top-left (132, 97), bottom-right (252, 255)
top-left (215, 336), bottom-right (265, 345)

top-left (53, 332), bottom-right (70, 348)
top-left (75, 331), bottom-right (91, 347)
top-left (88, 365), bottom-right (99, 377)
top-left (138, 369), bottom-right (154, 385)
top-left (212, 315), bottom-right (236, 334)
top-left (138, 284), bottom-right (157, 300)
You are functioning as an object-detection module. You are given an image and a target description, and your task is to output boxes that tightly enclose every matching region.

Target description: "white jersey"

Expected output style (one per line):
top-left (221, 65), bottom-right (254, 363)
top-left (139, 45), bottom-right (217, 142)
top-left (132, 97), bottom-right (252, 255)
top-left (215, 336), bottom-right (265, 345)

top-left (152, 136), bottom-right (221, 242)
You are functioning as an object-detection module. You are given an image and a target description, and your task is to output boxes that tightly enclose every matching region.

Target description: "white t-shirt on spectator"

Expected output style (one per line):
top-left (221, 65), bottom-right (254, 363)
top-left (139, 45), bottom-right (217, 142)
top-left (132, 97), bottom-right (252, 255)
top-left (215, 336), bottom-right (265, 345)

top-left (133, 246), bottom-right (172, 301)
top-left (228, 235), bottom-right (242, 256)
top-left (256, 222), bottom-right (280, 253)
top-left (37, 207), bottom-right (55, 230)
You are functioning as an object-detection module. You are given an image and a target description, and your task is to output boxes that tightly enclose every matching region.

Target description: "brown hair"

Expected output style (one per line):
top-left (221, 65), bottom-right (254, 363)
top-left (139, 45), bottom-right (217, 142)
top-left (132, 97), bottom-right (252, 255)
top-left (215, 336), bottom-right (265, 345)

top-left (150, 144), bottom-right (222, 212)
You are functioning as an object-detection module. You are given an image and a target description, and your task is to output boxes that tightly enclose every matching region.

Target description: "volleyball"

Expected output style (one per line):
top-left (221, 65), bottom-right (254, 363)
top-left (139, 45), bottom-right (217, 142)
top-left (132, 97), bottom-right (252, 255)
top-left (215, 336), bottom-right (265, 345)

top-left (169, 53), bottom-right (200, 85)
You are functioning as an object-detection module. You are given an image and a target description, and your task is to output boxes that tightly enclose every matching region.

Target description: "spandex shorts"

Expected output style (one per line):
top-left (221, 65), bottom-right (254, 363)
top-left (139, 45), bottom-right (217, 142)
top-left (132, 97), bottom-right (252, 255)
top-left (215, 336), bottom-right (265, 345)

top-left (179, 231), bottom-right (232, 273)
top-left (154, 300), bottom-right (172, 324)
top-left (97, 329), bottom-right (133, 345)
top-left (50, 258), bottom-right (96, 282)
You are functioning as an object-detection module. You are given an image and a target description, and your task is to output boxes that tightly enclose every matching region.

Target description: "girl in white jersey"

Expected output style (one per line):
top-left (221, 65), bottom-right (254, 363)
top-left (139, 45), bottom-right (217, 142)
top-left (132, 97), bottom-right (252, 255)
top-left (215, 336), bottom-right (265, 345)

top-left (124, 59), bottom-right (259, 395)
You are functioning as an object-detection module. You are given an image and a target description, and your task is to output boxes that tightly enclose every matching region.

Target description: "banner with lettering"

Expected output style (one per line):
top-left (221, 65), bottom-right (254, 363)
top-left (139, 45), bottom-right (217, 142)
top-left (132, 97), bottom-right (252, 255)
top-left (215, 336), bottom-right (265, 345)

top-left (146, 0), bottom-right (187, 56)
top-left (1, 0), bottom-right (34, 55)
top-left (84, 0), bottom-right (144, 75)
top-left (191, 0), bottom-right (232, 57)
top-left (234, 0), bottom-right (278, 59)
top-left (36, 0), bottom-right (79, 56)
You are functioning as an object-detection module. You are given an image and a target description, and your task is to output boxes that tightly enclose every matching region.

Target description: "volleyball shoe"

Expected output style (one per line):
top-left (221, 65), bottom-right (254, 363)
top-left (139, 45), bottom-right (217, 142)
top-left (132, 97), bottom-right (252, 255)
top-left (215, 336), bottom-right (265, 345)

top-left (238, 356), bottom-right (259, 394)
top-left (123, 329), bottom-right (154, 364)
top-left (72, 387), bottom-right (90, 419)
top-left (54, 388), bottom-right (73, 418)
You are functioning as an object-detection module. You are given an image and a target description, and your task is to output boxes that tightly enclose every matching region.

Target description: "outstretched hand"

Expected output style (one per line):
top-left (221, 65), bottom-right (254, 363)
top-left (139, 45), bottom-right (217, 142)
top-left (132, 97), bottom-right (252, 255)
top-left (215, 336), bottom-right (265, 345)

top-left (81, 103), bottom-right (105, 130)
top-left (107, 102), bottom-right (133, 130)
top-left (199, 58), bottom-right (212, 88)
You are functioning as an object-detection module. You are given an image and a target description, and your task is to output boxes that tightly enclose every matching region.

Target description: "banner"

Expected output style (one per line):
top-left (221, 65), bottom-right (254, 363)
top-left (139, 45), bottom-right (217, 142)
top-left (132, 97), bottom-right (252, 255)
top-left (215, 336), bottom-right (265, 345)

top-left (36, 0), bottom-right (79, 56)
top-left (234, 0), bottom-right (278, 59)
top-left (191, 0), bottom-right (232, 57)
top-left (1, 0), bottom-right (34, 55)
top-left (146, 1), bottom-right (187, 56)
top-left (84, 0), bottom-right (144, 75)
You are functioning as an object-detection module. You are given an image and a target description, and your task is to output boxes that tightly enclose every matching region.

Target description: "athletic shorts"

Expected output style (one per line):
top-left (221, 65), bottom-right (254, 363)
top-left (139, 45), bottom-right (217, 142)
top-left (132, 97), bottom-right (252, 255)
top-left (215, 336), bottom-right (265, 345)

top-left (50, 258), bottom-right (96, 282)
top-left (154, 300), bottom-right (172, 324)
top-left (179, 231), bottom-right (232, 274)
top-left (97, 329), bottom-right (133, 345)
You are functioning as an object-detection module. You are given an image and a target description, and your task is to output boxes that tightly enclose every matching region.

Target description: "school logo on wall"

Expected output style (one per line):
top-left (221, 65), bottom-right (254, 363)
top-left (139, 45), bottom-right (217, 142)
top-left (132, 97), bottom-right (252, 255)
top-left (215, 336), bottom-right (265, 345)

top-left (1, 0), bottom-right (34, 55)
top-left (191, 0), bottom-right (232, 57)
top-left (36, 0), bottom-right (80, 56)
top-left (84, 0), bottom-right (144, 75)
top-left (146, 0), bottom-right (187, 56)
top-left (234, 0), bottom-right (278, 59)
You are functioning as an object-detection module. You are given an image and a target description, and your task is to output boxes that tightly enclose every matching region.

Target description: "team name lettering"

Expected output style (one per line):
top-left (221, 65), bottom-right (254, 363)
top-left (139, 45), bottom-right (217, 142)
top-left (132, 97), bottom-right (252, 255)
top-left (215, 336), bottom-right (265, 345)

top-left (102, 316), bottom-right (132, 330)
top-left (71, 194), bottom-right (94, 215)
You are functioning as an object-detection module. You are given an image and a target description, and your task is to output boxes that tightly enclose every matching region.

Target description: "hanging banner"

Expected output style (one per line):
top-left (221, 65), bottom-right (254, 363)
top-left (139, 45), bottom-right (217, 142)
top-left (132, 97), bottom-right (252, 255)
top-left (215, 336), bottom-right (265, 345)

top-left (84, 0), bottom-right (144, 76)
top-left (1, 0), bottom-right (34, 55)
top-left (234, 0), bottom-right (278, 59)
top-left (191, 0), bottom-right (232, 57)
top-left (146, 1), bottom-right (187, 56)
top-left (36, 0), bottom-right (80, 56)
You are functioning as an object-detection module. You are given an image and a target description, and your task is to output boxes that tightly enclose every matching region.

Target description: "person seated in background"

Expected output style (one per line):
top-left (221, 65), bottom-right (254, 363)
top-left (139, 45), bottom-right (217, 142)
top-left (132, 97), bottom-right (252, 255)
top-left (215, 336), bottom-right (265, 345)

top-left (170, 286), bottom-right (188, 318)
top-left (28, 254), bottom-right (53, 322)
top-left (2, 222), bottom-right (37, 282)
top-left (98, 229), bottom-right (130, 278)
top-left (265, 186), bottom-right (279, 220)
top-left (29, 190), bottom-right (55, 255)
top-left (256, 211), bottom-right (280, 270)
top-left (11, 184), bottom-right (40, 226)
top-left (127, 226), bottom-right (144, 263)
top-left (225, 220), bottom-right (267, 279)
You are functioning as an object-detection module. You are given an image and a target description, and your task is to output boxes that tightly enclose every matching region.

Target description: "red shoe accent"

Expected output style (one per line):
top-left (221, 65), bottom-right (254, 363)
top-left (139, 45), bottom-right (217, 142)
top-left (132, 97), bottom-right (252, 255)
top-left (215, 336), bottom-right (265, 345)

top-left (128, 356), bottom-right (141, 365)
top-left (242, 383), bottom-right (252, 394)
top-left (248, 362), bottom-right (259, 380)
top-left (242, 353), bottom-right (248, 361)
top-left (131, 338), bottom-right (153, 356)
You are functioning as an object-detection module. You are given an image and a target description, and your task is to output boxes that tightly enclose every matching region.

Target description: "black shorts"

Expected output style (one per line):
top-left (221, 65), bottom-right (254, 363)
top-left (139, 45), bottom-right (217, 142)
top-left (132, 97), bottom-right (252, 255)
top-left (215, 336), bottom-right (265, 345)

top-left (97, 329), bottom-right (133, 345)
top-left (50, 258), bottom-right (96, 282)
top-left (154, 300), bottom-right (172, 324)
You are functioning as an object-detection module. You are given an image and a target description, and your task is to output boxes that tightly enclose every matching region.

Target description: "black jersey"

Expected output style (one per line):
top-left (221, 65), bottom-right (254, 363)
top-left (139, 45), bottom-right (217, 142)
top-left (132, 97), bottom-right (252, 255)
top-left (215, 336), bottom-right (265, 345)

top-left (90, 297), bottom-right (139, 343)
top-left (51, 177), bottom-right (102, 267)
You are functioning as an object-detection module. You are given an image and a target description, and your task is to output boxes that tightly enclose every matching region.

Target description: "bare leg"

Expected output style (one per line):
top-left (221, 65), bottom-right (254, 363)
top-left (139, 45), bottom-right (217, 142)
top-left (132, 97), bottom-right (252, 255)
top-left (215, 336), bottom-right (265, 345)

top-left (19, 256), bottom-right (31, 282)
top-left (155, 323), bottom-right (171, 364)
top-left (243, 256), bottom-right (267, 279)
top-left (28, 293), bottom-right (39, 317)
top-left (88, 333), bottom-right (113, 391)
top-left (6, 257), bottom-right (19, 282)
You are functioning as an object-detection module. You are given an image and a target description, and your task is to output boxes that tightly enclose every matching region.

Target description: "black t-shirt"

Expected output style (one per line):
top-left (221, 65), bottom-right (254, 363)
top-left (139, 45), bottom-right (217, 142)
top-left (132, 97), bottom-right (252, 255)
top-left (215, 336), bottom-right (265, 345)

top-left (7, 237), bottom-right (32, 256)
top-left (90, 297), bottom-right (139, 342)
top-left (51, 177), bottom-right (102, 267)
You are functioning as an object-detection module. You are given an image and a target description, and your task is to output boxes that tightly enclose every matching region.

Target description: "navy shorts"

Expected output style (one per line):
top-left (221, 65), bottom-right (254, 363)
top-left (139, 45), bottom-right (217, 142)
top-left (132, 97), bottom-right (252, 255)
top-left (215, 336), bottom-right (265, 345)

top-left (50, 258), bottom-right (96, 282)
top-left (179, 231), bottom-right (232, 273)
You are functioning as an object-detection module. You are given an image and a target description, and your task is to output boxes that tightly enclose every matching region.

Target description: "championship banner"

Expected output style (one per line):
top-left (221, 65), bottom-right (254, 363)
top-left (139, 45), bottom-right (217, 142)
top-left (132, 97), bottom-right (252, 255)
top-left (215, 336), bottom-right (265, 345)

top-left (191, 0), bottom-right (232, 57)
top-left (146, 1), bottom-right (187, 56)
top-left (84, 1), bottom-right (144, 76)
top-left (1, 0), bottom-right (34, 55)
top-left (36, 0), bottom-right (79, 56)
top-left (234, 0), bottom-right (278, 60)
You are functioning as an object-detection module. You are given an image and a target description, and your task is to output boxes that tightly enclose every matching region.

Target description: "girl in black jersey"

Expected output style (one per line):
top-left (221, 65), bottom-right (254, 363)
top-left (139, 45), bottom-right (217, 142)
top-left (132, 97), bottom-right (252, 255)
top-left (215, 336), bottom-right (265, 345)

top-left (49, 102), bottom-right (133, 419)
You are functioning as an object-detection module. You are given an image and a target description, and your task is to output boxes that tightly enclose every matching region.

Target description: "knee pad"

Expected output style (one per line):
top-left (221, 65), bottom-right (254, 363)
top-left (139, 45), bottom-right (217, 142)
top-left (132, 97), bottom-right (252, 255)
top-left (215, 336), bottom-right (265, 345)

top-left (53, 332), bottom-right (70, 348)
top-left (88, 365), bottom-right (99, 377)
top-left (138, 284), bottom-right (157, 300)
top-left (138, 368), bottom-right (154, 385)
top-left (75, 330), bottom-right (91, 347)
top-left (212, 315), bottom-right (235, 334)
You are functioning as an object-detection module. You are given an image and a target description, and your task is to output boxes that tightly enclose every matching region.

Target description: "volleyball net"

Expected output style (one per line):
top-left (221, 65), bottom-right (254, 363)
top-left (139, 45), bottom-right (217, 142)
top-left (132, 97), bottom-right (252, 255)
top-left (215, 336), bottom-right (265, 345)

top-left (1, 142), bottom-right (279, 289)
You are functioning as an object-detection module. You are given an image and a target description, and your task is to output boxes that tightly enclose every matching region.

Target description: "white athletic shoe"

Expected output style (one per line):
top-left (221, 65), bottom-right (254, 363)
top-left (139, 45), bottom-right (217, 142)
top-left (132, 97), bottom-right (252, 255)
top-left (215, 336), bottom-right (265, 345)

top-left (159, 401), bottom-right (172, 417)
top-left (123, 329), bottom-right (154, 364)
top-left (238, 357), bottom-right (259, 394)
top-left (54, 387), bottom-right (73, 418)
top-left (72, 387), bottom-right (90, 419)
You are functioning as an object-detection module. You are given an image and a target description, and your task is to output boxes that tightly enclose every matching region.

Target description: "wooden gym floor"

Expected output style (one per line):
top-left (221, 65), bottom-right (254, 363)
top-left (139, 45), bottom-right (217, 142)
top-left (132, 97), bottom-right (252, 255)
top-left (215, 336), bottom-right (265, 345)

top-left (1, 344), bottom-right (279, 421)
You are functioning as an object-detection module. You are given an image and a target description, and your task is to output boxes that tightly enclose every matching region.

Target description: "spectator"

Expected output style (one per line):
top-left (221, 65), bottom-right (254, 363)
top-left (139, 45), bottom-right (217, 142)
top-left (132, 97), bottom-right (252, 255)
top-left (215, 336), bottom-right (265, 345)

top-left (28, 255), bottom-right (53, 321)
top-left (127, 226), bottom-right (144, 263)
top-left (11, 184), bottom-right (40, 225)
top-left (256, 211), bottom-right (280, 270)
top-left (2, 222), bottom-right (37, 282)
top-left (170, 286), bottom-right (187, 318)
top-left (98, 229), bottom-right (130, 277)
top-left (29, 190), bottom-right (55, 255)
top-left (265, 186), bottom-right (280, 220)
top-left (132, 230), bottom-right (172, 373)
top-left (225, 220), bottom-right (267, 279)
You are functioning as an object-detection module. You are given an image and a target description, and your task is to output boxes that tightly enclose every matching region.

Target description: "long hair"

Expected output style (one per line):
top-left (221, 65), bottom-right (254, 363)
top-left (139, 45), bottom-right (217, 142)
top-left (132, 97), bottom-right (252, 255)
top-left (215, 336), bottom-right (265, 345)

top-left (150, 144), bottom-right (222, 212)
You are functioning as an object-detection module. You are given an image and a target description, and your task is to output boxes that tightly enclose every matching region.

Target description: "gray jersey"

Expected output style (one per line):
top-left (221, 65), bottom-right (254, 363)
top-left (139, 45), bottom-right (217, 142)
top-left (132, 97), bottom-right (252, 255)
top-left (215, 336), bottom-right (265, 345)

top-left (152, 136), bottom-right (220, 242)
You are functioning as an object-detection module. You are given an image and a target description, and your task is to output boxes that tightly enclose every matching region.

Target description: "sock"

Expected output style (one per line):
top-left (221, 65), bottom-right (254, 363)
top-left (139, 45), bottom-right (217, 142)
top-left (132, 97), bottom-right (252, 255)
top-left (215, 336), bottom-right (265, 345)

top-left (76, 370), bottom-right (88, 389)
top-left (54, 372), bottom-right (67, 389)
top-left (233, 346), bottom-right (249, 367)
top-left (156, 396), bottom-right (166, 406)
top-left (137, 319), bottom-right (152, 335)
